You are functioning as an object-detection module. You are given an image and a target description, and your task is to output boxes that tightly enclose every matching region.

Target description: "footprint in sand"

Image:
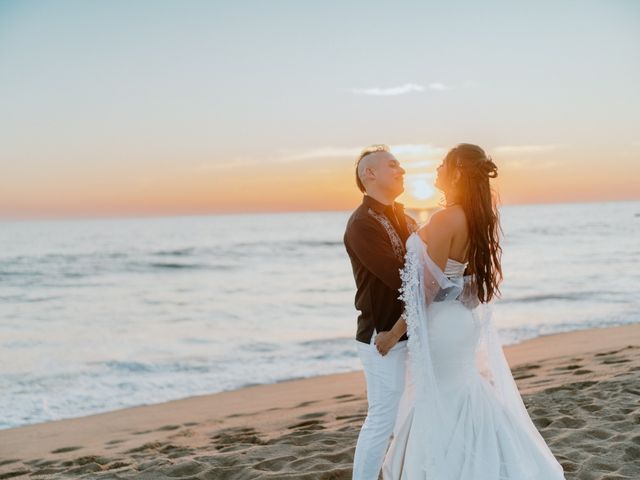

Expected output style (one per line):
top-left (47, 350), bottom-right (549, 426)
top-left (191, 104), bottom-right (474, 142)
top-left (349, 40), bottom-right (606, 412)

top-left (253, 455), bottom-right (298, 472)
top-left (226, 412), bottom-right (249, 418)
top-left (530, 408), bottom-right (548, 416)
top-left (69, 455), bottom-right (111, 466)
top-left (580, 404), bottom-right (602, 412)
top-left (316, 448), bottom-right (355, 464)
top-left (602, 358), bottom-right (631, 364)
top-left (513, 363), bottom-right (541, 380)
top-left (533, 417), bottom-right (552, 428)
top-left (50, 446), bottom-right (82, 454)
top-left (337, 397), bottom-right (362, 403)
top-left (137, 458), bottom-right (173, 471)
top-left (24, 459), bottom-right (51, 467)
top-left (595, 349), bottom-right (622, 357)
top-left (211, 426), bottom-right (257, 439)
top-left (562, 364), bottom-right (583, 370)
top-left (336, 414), bottom-right (366, 422)
top-left (0, 468), bottom-right (30, 478)
top-left (623, 387), bottom-right (640, 395)
top-left (298, 412), bottom-right (327, 420)
top-left (530, 379), bottom-right (551, 386)
top-left (552, 416), bottom-right (587, 429)
top-left (286, 419), bottom-right (326, 432)
top-left (321, 438), bottom-right (339, 446)
top-left (162, 459), bottom-right (205, 477)
top-left (295, 400), bottom-right (319, 408)
top-left (124, 441), bottom-right (164, 454)
top-left (211, 426), bottom-right (267, 449)
top-left (585, 428), bottom-right (613, 440)
top-left (514, 363), bottom-right (541, 371)
top-left (559, 461), bottom-right (578, 473)
top-left (624, 445), bottom-right (640, 462)
top-left (156, 424), bottom-right (181, 431)
top-left (572, 381), bottom-right (597, 389)
top-left (104, 460), bottom-right (132, 470)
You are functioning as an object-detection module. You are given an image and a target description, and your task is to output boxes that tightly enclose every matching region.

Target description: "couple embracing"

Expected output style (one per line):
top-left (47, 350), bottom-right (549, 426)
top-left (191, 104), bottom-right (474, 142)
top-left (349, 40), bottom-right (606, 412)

top-left (343, 144), bottom-right (566, 480)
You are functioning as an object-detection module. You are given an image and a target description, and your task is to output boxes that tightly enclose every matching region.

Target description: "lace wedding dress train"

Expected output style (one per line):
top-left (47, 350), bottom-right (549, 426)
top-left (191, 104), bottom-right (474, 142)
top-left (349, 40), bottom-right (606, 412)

top-left (382, 233), bottom-right (565, 480)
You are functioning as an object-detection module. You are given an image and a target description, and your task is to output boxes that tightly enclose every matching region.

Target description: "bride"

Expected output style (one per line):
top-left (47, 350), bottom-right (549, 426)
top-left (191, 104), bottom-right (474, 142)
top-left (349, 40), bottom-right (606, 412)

top-left (377, 144), bottom-right (566, 479)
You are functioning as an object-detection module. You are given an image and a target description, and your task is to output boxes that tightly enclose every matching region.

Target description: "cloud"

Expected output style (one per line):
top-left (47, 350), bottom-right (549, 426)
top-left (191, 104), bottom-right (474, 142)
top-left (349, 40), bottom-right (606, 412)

top-left (391, 144), bottom-right (445, 157)
top-left (198, 162), bottom-right (244, 171)
top-left (403, 160), bottom-right (436, 169)
top-left (490, 144), bottom-right (563, 169)
top-left (283, 144), bottom-right (446, 162)
top-left (281, 147), bottom-right (362, 161)
top-left (197, 143), bottom-right (447, 171)
top-left (197, 158), bottom-right (265, 171)
top-left (197, 148), bottom-right (364, 170)
top-left (492, 144), bottom-right (563, 154)
top-left (351, 83), bottom-right (425, 96)
top-left (428, 82), bottom-right (449, 91)
top-left (505, 159), bottom-right (560, 170)
top-left (350, 82), bottom-right (456, 96)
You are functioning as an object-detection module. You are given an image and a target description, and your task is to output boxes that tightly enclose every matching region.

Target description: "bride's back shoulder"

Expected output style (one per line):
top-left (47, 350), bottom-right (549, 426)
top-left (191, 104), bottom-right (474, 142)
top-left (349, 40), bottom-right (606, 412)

top-left (441, 205), bottom-right (467, 228)
top-left (420, 206), bottom-right (466, 240)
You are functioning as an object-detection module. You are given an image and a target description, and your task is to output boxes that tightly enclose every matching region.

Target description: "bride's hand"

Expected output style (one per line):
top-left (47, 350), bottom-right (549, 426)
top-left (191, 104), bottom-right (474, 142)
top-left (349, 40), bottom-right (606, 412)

top-left (374, 331), bottom-right (399, 356)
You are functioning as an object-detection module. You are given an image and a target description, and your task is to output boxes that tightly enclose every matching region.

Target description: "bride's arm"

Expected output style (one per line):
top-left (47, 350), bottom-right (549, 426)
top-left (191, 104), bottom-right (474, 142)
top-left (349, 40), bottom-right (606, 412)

top-left (374, 312), bottom-right (407, 355)
top-left (389, 312), bottom-right (407, 340)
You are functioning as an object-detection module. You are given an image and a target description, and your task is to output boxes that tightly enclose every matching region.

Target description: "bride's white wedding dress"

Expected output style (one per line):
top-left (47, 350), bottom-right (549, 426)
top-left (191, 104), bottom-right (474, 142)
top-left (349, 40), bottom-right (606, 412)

top-left (382, 233), bottom-right (565, 479)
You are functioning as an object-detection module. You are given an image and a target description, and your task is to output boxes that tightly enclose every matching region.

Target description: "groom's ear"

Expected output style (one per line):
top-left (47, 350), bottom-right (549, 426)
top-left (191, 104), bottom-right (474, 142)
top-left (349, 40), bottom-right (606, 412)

top-left (357, 154), bottom-right (380, 188)
top-left (365, 164), bottom-right (376, 181)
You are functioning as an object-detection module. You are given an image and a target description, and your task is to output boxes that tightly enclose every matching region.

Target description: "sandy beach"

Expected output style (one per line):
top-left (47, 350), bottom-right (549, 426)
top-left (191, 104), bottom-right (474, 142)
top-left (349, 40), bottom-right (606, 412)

top-left (1, 323), bottom-right (639, 479)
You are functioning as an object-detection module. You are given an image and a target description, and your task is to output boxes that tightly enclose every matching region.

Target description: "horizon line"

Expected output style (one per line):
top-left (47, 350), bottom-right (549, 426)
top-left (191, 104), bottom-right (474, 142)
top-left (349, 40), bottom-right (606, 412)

top-left (1, 197), bottom-right (639, 223)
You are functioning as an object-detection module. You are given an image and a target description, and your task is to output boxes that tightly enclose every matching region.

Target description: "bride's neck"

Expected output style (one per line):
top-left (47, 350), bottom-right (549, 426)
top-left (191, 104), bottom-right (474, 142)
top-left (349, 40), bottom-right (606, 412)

top-left (444, 193), bottom-right (462, 207)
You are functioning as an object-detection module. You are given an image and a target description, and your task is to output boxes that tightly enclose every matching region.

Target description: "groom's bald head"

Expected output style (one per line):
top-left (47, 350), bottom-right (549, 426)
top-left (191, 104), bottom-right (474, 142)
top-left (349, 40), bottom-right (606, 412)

top-left (355, 144), bottom-right (406, 199)
top-left (355, 144), bottom-right (391, 193)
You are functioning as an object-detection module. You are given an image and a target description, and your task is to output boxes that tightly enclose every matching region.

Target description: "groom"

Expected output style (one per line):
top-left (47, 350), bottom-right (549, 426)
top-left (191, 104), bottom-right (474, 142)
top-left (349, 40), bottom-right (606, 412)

top-left (343, 144), bottom-right (416, 480)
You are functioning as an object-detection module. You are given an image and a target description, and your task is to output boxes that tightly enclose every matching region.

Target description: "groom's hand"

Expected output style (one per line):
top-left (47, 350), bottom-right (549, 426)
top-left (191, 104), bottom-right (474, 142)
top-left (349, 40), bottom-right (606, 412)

top-left (374, 331), bottom-right (399, 356)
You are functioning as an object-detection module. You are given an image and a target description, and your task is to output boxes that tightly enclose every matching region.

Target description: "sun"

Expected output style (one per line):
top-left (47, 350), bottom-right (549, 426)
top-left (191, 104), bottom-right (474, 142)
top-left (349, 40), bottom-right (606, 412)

top-left (405, 173), bottom-right (436, 201)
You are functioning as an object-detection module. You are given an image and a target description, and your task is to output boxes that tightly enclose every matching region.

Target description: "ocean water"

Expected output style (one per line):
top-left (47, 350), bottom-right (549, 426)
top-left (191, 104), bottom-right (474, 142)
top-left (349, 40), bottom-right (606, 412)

top-left (1, 201), bottom-right (639, 430)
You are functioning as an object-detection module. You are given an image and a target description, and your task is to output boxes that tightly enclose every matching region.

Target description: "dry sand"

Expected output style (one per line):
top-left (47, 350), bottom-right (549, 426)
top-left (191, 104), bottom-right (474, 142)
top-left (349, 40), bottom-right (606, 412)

top-left (1, 324), bottom-right (639, 479)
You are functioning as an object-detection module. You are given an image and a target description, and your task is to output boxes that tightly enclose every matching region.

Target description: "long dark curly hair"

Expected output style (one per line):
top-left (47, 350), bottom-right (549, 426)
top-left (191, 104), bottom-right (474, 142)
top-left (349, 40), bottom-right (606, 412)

top-left (443, 143), bottom-right (503, 302)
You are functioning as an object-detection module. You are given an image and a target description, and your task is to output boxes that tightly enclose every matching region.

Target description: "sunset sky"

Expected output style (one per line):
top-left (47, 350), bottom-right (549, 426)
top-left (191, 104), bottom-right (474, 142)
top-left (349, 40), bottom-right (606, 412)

top-left (1, 1), bottom-right (639, 218)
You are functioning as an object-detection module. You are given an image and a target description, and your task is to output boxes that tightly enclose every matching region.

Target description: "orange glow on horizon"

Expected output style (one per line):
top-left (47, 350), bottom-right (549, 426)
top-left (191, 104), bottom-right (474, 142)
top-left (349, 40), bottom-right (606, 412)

top-left (1, 152), bottom-right (639, 219)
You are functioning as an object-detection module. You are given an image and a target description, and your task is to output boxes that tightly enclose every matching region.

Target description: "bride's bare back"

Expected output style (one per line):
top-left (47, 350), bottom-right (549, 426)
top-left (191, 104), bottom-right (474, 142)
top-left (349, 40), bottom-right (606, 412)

top-left (417, 205), bottom-right (470, 270)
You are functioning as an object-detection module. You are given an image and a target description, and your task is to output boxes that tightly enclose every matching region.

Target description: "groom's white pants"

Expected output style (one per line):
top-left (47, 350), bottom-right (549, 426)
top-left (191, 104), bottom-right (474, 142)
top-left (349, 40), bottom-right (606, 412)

top-left (353, 332), bottom-right (407, 480)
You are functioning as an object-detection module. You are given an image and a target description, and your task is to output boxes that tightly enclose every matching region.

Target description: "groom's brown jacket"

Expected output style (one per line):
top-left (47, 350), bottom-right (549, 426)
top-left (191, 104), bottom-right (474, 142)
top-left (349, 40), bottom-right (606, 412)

top-left (344, 195), bottom-right (417, 344)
